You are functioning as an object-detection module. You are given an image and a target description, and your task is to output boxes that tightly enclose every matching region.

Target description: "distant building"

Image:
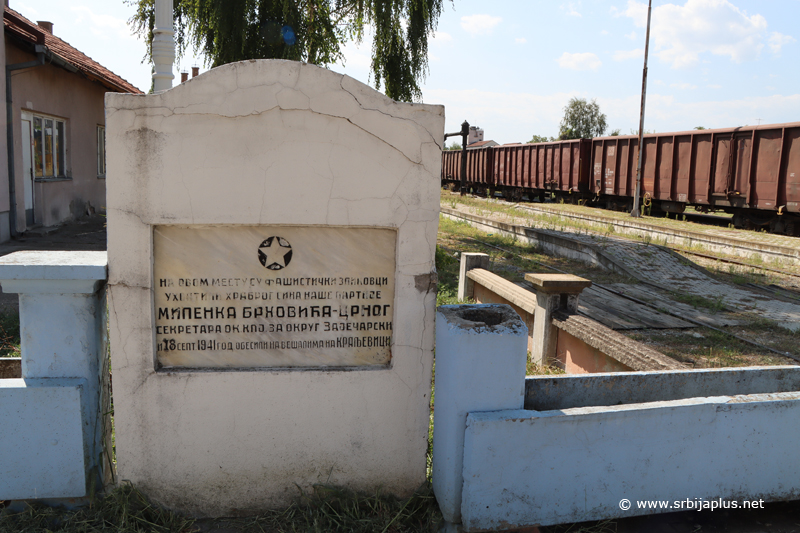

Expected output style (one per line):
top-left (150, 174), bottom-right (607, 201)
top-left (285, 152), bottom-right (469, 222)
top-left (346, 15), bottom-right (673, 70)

top-left (466, 126), bottom-right (498, 150)
top-left (466, 140), bottom-right (499, 150)
top-left (1, 5), bottom-right (142, 241)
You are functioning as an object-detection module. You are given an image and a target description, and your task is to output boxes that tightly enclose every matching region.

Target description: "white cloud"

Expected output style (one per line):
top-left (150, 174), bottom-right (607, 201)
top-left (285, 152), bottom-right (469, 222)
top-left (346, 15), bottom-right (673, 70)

top-left (562, 2), bottom-right (582, 17)
top-left (625, 31), bottom-right (637, 40)
top-left (515, 38), bottom-right (527, 45)
top-left (600, 92), bottom-right (800, 133)
top-left (557, 52), bottom-right (602, 71)
top-left (423, 88), bottom-right (800, 144)
top-left (613, 48), bottom-right (643, 61)
top-left (769, 32), bottom-right (796, 54)
top-left (423, 88), bottom-right (583, 143)
top-left (601, 30), bottom-right (610, 36)
top-left (708, 84), bottom-right (722, 89)
top-left (432, 31), bottom-right (453, 43)
top-left (460, 14), bottom-right (502, 37)
top-left (670, 82), bottom-right (698, 90)
top-left (71, 6), bottom-right (136, 42)
top-left (619, 0), bottom-right (776, 69)
top-left (15, 3), bottom-right (39, 17)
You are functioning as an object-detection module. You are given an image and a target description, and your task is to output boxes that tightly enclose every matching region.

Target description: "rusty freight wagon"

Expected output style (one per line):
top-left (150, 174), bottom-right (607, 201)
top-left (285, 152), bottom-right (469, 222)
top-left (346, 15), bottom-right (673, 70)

top-left (441, 147), bottom-right (494, 191)
top-left (493, 140), bottom-right (592, 201)
top-left (591, 123), bottom-right (800, 233)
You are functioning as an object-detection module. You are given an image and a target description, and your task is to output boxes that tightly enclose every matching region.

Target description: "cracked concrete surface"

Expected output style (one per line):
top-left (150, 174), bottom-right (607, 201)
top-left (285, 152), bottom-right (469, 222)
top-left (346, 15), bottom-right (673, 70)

top-left (105, 59), bottom-right (443, 515)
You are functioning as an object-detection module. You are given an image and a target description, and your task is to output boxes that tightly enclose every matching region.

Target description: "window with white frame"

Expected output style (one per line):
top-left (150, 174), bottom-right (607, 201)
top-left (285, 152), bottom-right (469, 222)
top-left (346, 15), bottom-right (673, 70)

top-left (97, 125), bottom-right (106, 178)
top-left (31, 113), bottom-right (66, 178)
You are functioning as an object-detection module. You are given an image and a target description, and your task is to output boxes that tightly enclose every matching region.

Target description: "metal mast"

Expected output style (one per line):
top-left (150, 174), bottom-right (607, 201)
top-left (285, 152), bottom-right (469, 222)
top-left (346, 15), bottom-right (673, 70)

top-left (631, 0), bottom-right (653, 218)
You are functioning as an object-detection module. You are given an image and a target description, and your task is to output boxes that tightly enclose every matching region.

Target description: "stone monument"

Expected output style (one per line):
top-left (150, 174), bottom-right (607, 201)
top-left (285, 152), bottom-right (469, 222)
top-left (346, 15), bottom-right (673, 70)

top-left (106, 60), bottom-right (443, 515)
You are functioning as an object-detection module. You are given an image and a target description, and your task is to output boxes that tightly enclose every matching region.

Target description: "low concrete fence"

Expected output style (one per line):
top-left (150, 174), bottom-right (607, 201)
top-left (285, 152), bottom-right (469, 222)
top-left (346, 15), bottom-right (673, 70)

top-left (433, 303), bottom-right (800, 531)
top-left (0, 251), bottom-right (110, 503)
top-left (458, 252), bottom-right (683, 372)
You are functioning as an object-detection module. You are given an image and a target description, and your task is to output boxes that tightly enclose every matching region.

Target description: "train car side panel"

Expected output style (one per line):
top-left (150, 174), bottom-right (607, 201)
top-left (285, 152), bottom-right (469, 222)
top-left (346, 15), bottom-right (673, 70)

top-left (691, 134), bottom-right (713, 205)
top-left (642, 138), bottom-right (657, 197)
top-left (782, 127), bottom-right (800, 213)
top-left (751, 129), bottom-right (782, 210)
top-left (674, 135), bottom-right (691, 204)
top-left (656, 136), bottom-right (674, 201)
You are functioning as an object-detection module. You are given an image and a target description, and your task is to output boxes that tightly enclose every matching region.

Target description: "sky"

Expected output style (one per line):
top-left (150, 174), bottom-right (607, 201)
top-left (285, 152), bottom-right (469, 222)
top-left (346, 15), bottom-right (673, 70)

top-left (11, 0), bottom-right (800, 145)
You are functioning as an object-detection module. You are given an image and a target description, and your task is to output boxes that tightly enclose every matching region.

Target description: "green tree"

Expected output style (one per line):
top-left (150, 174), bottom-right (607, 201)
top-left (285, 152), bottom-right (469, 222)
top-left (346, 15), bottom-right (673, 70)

top-left (127, 0), bottom-right (445, 102)
top-left (609, 129), bottom-right (621, 136)
top-left (558, 97), bottom-right (607, 140)
top-left (445, 142), bottom-right (462, 151)
top-left (528, 135), bottom-right (553, 143)
top-left (694, 126), bottom-right (706, 130)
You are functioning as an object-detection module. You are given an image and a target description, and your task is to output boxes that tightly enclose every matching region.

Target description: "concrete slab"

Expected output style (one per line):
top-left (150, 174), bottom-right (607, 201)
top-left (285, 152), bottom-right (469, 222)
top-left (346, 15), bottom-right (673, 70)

top-left (0, 379), bottom-right (87, 500)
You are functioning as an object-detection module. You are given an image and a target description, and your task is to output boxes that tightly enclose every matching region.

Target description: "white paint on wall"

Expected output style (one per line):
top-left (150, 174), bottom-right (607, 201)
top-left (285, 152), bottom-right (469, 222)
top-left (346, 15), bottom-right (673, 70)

top-left (461, 392), bottom-right (800, 530)
top-left (105, 60), bottom-right (444, 515)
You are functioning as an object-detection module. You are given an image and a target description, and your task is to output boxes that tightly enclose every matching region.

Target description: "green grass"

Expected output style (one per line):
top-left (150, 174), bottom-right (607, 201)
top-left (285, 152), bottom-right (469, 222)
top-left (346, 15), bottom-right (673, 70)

top-left (671, 293), bottom-right (726, 314)
top-left (434, 244), bottom-right (461, 306)
top-left (0, 309), bottom-right (20, 357)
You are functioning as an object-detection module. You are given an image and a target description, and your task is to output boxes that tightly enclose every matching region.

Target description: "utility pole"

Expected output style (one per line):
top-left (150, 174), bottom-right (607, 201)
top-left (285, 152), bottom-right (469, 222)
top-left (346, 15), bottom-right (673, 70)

top-left (152, 0), bottom-right (175, 92)
top-left (631, 0), bottom-right (652, 218)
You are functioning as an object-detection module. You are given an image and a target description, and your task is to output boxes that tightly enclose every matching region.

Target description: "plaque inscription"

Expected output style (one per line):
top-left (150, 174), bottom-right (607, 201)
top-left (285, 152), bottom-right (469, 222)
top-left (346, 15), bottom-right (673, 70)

top-left (153, 226), bottom-right (396, 368)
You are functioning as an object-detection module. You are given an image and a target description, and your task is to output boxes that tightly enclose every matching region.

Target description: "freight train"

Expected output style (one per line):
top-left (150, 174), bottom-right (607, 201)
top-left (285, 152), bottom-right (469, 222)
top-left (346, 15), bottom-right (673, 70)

top-left (441, 122), bottom-right (800, 235)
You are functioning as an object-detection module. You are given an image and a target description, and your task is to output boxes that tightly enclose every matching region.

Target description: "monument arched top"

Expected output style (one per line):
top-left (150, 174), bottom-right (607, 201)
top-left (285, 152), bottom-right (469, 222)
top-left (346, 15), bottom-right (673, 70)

top-left (106, 59), bottom-right (444, 146)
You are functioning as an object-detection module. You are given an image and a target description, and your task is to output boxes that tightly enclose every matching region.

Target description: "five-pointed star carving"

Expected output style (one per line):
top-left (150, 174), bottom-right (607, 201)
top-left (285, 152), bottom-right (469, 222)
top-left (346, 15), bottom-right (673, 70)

top-left (259, 238), bottom-right (291, 269)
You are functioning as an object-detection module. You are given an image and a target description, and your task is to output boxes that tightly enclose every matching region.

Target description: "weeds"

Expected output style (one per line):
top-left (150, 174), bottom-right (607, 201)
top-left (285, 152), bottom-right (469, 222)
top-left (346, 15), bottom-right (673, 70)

top-left (0, 484), bottom-right (195, 533)
top-left (671, 293), bottom-right (726, 314)
top-left (0, 310), bottom-right (20, 357)
top-left (0, 483), bottom-right (442, 533)
top-left (527, 360), bottom-right (567, 376)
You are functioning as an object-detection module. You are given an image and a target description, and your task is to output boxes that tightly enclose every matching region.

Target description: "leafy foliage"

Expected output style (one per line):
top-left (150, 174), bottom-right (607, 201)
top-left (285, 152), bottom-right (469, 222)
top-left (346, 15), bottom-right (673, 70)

top-left (528, 134), bottom-right (554, 143)
top-left (0, 309), bottom-right (20, 357)
top-left (558, 97), bottom-right (607, 140)
top-left (126, 0), bottom-right (445, 102)
top-left (445, 142), bottom-right (462, 151)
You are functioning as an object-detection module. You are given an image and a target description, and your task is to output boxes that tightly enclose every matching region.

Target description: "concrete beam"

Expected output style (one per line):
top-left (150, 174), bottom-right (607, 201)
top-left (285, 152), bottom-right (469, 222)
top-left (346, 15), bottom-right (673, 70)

top-left (457, 252), bottom-right (489, 301)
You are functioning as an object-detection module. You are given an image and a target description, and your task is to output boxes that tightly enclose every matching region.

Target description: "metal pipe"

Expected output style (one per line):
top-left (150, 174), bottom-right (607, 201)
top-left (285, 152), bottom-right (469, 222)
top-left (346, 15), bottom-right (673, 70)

top-left (631, 0), bottom-right (652, 218)
top-left (6, 46), bottom-right (46, 238)
top-left (459, 120), bottom-right (469, 196)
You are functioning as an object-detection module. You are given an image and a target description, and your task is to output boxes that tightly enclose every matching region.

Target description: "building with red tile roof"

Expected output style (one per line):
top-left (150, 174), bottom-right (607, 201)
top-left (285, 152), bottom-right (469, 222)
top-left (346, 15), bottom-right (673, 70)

top-left (1, 5), bottom-right (142, 241)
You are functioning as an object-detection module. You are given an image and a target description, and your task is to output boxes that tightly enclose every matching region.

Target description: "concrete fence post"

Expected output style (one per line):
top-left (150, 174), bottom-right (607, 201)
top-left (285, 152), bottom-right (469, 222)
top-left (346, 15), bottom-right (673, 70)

top-left (524, 273), bottom-right (591, 366)
top-left (457, 252), bottom-right (490, 301)
top-left (433, 304), bottom-right (528, 529)
top-left (0, 250), bottom-right (109, 502)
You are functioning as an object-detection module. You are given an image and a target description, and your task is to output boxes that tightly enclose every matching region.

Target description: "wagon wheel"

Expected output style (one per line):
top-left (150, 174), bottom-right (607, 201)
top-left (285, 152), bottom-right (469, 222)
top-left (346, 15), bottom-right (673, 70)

top-left (505, 188), bottom-right (523, 202)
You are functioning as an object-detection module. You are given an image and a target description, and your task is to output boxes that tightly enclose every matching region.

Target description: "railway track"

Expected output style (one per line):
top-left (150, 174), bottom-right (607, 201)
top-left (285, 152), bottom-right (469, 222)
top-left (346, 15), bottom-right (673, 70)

top-left (509, 202), bottom-right (800, 269)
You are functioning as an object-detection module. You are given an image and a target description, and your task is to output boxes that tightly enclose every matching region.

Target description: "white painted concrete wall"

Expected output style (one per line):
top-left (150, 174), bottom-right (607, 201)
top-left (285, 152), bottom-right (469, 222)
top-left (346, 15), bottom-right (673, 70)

top-left (432, 304), bottom-right (527, 525)
top-left (461, 392), bottom-right (800, 530)
top-left (0, 379), bottom-right (87, 499)
top-left (0, 251), bottom-right (109, 501)
top-left (105, 60), bottom-right (444, 515)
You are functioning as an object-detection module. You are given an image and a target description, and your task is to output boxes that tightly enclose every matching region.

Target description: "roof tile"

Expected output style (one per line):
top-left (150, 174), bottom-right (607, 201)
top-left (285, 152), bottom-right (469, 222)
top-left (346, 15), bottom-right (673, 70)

top-left (4, 6), bottom-right (143, 94)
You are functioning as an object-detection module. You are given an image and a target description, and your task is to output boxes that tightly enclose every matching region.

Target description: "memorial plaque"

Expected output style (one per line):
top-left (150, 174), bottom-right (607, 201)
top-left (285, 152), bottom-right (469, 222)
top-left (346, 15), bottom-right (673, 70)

top-left (153, 225), bottom-right (396, 368)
